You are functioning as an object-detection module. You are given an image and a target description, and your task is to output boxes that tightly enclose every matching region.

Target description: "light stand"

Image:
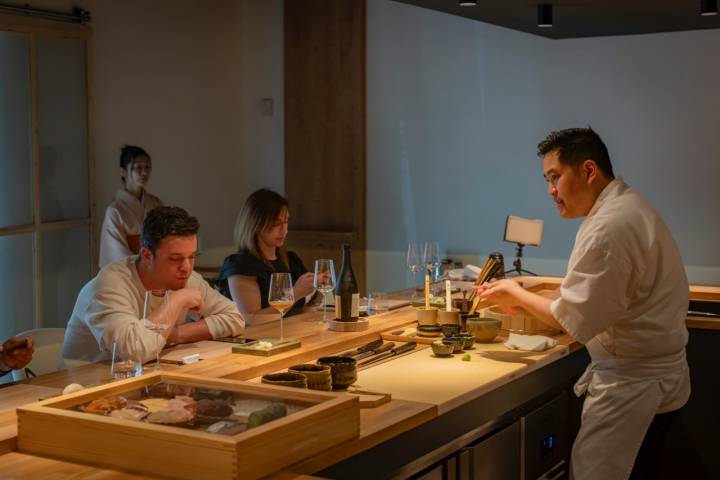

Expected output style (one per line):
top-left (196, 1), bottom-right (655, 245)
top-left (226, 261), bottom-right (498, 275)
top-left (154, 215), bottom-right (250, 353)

top-left (505, 242), bottom-right (538, 276)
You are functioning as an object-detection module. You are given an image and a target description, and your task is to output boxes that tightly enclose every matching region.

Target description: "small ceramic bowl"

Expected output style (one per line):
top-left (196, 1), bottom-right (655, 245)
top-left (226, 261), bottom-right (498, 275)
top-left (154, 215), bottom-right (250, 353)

top-left (442, 337), bottom-right (465, 353)
top-left (416, 307), bottom-right (439, 326)
top-left (288, 364), bottom-right (332, 391)
top-left (459, 313), bottom-right (479, 333)
top-left (440, 323), bottom-right (461, 337)
top-left (431, 340), bottom-right (454, 357)
top-left (437, 309), bottom-right (460, 325)
top-left (457, 332), bottom-right (476, 349)
top-left (261, 372), bottom-right (308, 389)
top-left (466, 317), bottom-right (502, 343)
top-left (317, 356), bottom-right (357, 391)
top-left (417, 324), bottom-right (443, 337)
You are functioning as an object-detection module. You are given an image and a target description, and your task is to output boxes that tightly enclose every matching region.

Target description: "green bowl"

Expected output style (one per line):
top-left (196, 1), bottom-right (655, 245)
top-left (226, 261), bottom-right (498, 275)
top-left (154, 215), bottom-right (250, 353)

top-left (465, 318), bottom-right (502, 343)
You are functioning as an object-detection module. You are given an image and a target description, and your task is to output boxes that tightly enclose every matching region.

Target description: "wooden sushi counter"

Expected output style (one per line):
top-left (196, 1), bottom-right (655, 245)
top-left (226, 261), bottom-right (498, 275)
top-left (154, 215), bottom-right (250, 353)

top-left (0, 277), bottom-right (718, 479)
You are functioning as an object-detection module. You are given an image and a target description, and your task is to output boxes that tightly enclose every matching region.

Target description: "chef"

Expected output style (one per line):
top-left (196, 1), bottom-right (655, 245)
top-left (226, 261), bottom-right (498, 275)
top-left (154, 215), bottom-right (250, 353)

top-left (98, 145), bottom-right (162, 268)
top-left (478, 128), bottom-right (690, 480)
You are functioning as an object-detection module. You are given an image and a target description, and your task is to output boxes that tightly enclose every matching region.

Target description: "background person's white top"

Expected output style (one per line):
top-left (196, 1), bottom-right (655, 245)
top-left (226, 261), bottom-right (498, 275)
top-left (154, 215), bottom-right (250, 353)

top-left (62, 256), bottom-right (244, 364)
top-left (551, 177), bottom-right (690, 359)
top-left (98, 189), bottom-right (162, 268)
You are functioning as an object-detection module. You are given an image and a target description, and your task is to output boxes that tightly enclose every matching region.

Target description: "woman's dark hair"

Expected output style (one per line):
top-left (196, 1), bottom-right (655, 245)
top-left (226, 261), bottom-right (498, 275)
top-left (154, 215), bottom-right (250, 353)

top-left (537, 127), bottom-right (615, 179)
top-left (141, 206), bottom-right (199, 255)
top-left (119, 145), bottom-right (151, 184)
top-left (233, 188), bottom-right (289, 267)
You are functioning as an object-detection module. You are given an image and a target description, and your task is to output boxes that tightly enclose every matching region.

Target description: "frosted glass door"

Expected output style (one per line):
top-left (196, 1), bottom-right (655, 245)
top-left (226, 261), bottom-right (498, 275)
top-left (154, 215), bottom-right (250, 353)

top-left (0, 32), bottom-right (34, 228)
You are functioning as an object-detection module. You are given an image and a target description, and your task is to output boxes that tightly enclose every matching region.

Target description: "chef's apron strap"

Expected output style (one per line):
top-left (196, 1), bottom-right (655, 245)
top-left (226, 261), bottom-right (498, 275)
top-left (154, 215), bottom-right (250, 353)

top-left (571, 376), bottom-right (663, 480)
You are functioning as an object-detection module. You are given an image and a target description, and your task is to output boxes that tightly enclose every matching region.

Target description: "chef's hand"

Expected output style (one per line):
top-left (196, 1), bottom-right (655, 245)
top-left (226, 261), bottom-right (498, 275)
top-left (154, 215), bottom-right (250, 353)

top-left (294, 272), bottom-right (316, 299)
top-left (474, 279), bottom-right (524, 314)
top-left (0, 337), bottom-right (35, 371)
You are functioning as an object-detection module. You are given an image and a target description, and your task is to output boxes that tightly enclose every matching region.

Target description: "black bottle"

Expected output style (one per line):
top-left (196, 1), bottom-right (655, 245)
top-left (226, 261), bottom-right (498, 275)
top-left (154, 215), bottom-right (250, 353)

top-left (334, 244), bottom-right (359, 322)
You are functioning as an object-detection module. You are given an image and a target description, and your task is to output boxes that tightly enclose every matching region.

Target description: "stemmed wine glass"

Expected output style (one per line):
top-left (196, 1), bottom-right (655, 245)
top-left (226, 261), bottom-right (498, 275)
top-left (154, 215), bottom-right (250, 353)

top-left (268, 273), bottom-right (294, 343)
top-left (313, 259), bottom-right (336, 324)
top-left (141, 290), bottom-right (171, 370)
top-left (422, 241), bottom-right (441, 278)
top-left (407, 242), bottom-right (423, 276)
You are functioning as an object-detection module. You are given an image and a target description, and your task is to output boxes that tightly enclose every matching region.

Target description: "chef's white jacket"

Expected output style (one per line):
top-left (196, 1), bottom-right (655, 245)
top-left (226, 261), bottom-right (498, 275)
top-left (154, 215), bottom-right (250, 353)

top-left (551, 177), bottom-right (690, 480)
top-left (98, 189), bottom-right (162, 268)
top-left (62, 256), bottom-right (245, 364)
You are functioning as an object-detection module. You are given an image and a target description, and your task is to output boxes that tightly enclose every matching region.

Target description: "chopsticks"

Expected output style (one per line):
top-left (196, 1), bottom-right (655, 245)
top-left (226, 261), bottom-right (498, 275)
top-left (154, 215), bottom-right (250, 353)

top-left (467, 257), bottom-right (504, 314)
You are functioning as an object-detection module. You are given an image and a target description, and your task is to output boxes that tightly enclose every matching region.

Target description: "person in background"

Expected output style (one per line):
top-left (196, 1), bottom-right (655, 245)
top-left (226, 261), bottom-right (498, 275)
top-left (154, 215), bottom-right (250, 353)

top-left (216, 189), bottom-right (315, 322)
top-left (63, 206), bottom-right (244, 364)
top-left (477, 128), bottom-right (690, 480)
top-left (99, 145), bottom-right (162, 268)
top-left (0, 336), bottom-right (34, 377)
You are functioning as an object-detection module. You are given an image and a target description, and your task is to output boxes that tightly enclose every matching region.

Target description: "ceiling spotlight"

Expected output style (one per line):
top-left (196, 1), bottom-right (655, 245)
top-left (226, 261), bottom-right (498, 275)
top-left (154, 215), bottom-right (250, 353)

top-left (459, 0), bottom-right (478, 6)
top-left (538, 4), bottom-right (553, 27)
top-left (701, 0), bottom-right (718, 16)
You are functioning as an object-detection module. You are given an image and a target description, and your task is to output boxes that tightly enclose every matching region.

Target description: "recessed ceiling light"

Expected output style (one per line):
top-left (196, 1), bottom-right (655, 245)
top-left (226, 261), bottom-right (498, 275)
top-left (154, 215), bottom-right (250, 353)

top-left (538, 4), bottom-right (553, 27)
top-left (701, 0), bottom-right (718, 16)
top-left (459, 0), bottom-right (477, 6)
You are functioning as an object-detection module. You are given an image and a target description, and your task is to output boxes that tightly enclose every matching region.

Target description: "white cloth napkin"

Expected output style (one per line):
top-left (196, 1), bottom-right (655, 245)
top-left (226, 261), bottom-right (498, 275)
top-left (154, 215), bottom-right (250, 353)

top-left (504, 333), bottom-right (559, 352)
top-left (462, 264), bottom-right (481, 280)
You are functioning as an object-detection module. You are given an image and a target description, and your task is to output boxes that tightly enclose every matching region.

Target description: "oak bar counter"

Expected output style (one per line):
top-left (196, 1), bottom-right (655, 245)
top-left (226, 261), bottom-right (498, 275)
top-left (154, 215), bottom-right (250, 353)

top-left (1, 277), bottom-right (718, 479)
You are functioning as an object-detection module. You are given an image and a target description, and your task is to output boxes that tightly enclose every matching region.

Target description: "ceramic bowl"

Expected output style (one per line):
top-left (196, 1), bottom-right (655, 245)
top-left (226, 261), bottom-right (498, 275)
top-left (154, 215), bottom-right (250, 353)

top-left (459, 313), bottom-right (479, 333)
top-left (288, 364), bottom-right (332, 391)
top-left (457, 333), bottom-right (476, 349)
top-left (417, 324), bottom-right (443, 337)
top-left (437, 309), bottom-right (460, 325)
top-left (440, 323), bottom-right (461, 337)
top-left (416, 307), bottom-right (439, 326)
top-left (317, 356), bottom-right (357, 391)
top-left (465, 317), bottom-right (502, 343)
top-left (442, 337), bottom-right (465, 353)
top-left (431, 340), bottom-right (454, 357)
top-left (261, 372), bottom-right (308, 389)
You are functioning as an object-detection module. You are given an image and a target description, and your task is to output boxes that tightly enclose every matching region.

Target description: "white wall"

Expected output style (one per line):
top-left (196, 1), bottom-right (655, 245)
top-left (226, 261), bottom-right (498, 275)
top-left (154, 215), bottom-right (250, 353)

top-left (367, 0), bottom-right (720, 292)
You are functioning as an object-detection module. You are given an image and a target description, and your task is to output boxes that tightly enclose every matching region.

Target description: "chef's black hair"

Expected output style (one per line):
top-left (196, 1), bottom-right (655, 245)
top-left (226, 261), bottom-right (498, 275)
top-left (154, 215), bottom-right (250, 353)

top-left (119, 145), bottom-right (151, 184)
top-left (537, 127), bottom-right (615, 179)
top-left (141, 206), bottom-right (199, 254)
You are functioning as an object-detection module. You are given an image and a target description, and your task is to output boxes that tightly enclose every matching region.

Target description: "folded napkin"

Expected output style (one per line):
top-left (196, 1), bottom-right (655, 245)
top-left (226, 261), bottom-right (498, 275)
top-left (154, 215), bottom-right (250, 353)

top-left (462, 264), bottom-right (481, 280)
top-left (504, 333), bottom-right (558, 352)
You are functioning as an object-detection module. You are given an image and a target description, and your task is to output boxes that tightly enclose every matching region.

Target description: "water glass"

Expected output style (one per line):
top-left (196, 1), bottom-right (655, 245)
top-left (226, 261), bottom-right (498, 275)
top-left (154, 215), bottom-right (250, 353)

top-left (111, 340), bottom-right (142, 379)
top-left (313, 259), bottom-right (336, 324)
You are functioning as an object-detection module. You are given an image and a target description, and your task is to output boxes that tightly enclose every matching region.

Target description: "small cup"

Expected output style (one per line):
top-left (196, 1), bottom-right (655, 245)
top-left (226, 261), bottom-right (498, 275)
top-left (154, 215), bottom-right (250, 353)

top-left (367, 292), bottom-right (388, 314)
top-left (457, 333), bottom-right (476, 349)
top-left (440, 323), bottom-right (461, 337)
top-left (416, 307), bottom-right (438, 326)
top-left (288, 364), bottom-right (332, 391)
top-left (442, 337), bottom-right (465, 353)
top-left (317, 356), bottom-right (357, 391)
top-left (261, 372), bottom-right (308, 389)
top-left (111, 341), bottom-right (143, 379)
top-left (431, 340), bottom-right (454, 357)
top-left (437, 309), bottom-right (460, 325)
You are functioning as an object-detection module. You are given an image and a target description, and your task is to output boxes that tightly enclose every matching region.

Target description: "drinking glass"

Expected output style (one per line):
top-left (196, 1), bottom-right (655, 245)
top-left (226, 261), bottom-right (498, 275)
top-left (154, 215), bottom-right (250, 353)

top-left (141, 290), bottom-right (171, 370)
top-left (269, 272), bottom-right (294, 342)
top-left (407, 243), bottom-right (422, 274)
top-left (111, 340), bottom-right (143, 379)
top-left (313, 259), bottom-right (336, 324)
top-left (423, 241), bottom-right (441, 277)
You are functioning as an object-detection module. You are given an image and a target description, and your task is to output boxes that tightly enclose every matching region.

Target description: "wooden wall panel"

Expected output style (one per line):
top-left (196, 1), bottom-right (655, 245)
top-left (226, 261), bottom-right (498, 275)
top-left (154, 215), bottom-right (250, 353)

top-left (284, 0), bottom-right (367, 292)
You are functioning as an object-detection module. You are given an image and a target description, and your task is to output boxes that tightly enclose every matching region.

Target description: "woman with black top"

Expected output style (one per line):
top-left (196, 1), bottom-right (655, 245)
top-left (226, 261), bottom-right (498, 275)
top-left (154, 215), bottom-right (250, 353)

top-left (216, 189), bottom-right (315, 322)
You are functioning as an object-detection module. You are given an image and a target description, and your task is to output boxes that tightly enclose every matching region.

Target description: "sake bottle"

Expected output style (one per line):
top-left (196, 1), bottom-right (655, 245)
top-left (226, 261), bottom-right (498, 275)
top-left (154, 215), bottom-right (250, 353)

top-left (334, 244), bottom-right (359, 322)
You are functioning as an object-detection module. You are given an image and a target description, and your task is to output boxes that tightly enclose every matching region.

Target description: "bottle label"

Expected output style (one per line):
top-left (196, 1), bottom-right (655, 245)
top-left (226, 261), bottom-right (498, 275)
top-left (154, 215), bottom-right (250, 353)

top-left (334, 293), bottom-right (360, 321)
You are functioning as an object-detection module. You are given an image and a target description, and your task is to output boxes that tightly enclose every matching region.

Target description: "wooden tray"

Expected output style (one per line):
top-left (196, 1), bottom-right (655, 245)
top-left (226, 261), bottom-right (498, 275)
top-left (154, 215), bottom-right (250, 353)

top-left (327, 318), bottom-right (369, 332)
top-left (16, 372), bottom-right (359, 480)
top-left (381, 326), bottom-right (439, 345)
top-left (346, 387), bottom-right (392, 408)
top-left (232, 338), bottom-right (301, 356)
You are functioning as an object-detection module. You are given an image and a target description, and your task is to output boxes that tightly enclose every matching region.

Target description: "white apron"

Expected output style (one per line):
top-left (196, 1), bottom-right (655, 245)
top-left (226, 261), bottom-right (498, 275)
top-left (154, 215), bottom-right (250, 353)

top-left (570, 341), bottom-right (690, 480)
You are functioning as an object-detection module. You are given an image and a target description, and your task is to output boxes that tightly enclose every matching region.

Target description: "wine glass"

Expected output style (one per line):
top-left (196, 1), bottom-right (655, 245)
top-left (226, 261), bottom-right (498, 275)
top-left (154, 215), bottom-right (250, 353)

top-left (313, 259), bottom-right (336, 324)
top-left (268, 273), bottom-right (294, 342)
top-left (141, 290), bottom-right (171, 370)
top-left (423, 241), bottom-right (441, 277)
top-left (407, 243), bottom-right (422, 274)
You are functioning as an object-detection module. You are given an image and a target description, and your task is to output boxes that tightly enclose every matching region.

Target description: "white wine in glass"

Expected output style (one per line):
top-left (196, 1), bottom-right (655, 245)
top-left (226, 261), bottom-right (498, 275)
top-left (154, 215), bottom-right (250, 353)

top-left (268, 272), bottom-right (294, 342)
top-left (313, 259), bottom-right (336, 324)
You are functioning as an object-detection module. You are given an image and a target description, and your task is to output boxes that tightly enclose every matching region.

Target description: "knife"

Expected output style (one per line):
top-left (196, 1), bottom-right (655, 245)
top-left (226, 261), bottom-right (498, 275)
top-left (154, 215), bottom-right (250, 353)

top-left (338, 339), bottom-right (384, 358)
top-left (358, 342), bottom-right (417, 367)
top-left (353, 342), bottom-right (395, 361)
